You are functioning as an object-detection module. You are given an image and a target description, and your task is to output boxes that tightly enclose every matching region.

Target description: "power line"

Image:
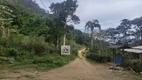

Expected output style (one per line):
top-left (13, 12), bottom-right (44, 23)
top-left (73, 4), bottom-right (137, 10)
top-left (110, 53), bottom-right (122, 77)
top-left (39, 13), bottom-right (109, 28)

top-left (39, 0), bottom-right (48, 11)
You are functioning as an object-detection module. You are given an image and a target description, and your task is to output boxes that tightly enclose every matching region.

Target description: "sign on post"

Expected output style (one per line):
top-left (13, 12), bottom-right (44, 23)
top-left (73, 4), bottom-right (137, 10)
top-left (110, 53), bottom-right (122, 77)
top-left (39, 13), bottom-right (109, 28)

top-left (61, 45), bottom-right (70, 55)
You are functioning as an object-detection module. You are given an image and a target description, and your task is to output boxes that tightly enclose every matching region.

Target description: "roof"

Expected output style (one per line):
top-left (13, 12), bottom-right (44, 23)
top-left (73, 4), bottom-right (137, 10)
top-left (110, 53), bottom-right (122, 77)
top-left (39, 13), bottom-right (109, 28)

top-left (109, 45), bottom-right (131, 49)
top-left (132, 46), bottom-right (142, 50)
top-left (124, 49), bottom-right (142, 54)
top-left (124, 46), bottom-right (142, 54)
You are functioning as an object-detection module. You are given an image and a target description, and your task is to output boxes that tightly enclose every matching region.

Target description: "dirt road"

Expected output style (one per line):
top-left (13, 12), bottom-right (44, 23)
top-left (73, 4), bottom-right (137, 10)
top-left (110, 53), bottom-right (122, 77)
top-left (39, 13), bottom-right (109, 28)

top-left (0, 49), bottom-right (134, 80)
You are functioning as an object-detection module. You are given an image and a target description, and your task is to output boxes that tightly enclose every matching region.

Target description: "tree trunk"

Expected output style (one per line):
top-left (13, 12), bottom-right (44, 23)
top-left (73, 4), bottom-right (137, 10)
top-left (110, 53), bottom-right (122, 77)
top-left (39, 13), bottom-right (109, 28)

top-left (90, 28), bottom-right (94, 51)
top-left (91, 38), bottom-right (93, 51)
top-left (63, 21), bottom-right (67, 45)
top-left (56, 38), bottom-right (59, 49)
top-left (63, 33), bottom-right (66, 45)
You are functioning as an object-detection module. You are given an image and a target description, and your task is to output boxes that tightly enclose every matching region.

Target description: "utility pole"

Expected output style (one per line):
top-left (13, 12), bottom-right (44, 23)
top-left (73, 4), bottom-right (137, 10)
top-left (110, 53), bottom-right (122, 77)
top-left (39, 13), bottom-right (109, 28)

top-left (63, 20), bottom-right (67, 45)
top-left (61, 20), bottom-right (70, 55)
top-left (63, 22), bottom-right (66, 45)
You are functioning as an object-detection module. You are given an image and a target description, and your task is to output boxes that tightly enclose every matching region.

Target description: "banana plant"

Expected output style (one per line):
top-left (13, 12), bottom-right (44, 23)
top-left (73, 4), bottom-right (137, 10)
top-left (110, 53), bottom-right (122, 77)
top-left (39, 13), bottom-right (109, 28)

top-left (0, 5), bottom-right (15, 40)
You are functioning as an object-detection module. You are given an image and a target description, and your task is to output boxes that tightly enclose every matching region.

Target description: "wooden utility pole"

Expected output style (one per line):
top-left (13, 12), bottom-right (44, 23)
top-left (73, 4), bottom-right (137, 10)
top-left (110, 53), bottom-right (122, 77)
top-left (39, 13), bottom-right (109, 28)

top-left (63, 20), bottom-right (67, 45)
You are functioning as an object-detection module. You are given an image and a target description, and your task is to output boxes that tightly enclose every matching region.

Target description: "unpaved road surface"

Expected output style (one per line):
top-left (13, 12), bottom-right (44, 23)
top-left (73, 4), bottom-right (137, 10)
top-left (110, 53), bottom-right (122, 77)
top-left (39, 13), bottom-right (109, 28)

top-left (0, 49), bottom-right (134, 80)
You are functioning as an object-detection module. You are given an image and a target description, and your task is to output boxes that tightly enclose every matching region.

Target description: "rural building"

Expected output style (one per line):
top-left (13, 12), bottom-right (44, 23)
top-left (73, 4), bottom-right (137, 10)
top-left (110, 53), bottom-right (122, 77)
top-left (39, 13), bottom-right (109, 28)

top-left (124, 46), bottom-right (142, 59)
top-left (109, 44), bottom-right (131, 65)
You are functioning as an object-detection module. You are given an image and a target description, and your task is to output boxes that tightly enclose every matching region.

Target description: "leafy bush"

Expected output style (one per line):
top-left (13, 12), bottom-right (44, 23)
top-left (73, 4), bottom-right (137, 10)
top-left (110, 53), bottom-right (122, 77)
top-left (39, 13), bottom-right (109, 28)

top-left (132, 59), bottom-right (142, 73)
top-left (121, 59), bottom-right (142, 73)
top-left (121, 59), bottom-right (133, 68)
top-left (0, 40), bottom-right (7, 47)
top-left (8, 34), bottom-right (25, 48)
top-left (86, 53), bottom-right (111, 63)
top-left (22, 36), bottom-right (49, 55)
top-left (14, 50), bottom-right (34, 62)
top-left (33, 54), bottom-right (75, 68)
top-left (10, 53), bottom-right (76, 70)
top-left (7, 48), bottom-right (17, 57)
top-left (0, 46), bottom-right (7, 56)
top-left (68, 40), bottom-right (81, 56)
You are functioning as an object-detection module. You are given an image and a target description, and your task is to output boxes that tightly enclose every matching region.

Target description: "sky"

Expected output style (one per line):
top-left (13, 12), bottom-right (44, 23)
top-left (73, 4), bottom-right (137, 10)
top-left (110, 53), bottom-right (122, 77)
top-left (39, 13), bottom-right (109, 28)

top-left (35, 0), bottom-right (142, 30)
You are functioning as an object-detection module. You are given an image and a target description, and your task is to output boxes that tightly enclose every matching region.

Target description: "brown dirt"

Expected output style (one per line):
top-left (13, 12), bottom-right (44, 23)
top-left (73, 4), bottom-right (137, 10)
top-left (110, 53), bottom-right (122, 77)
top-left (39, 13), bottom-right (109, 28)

top-left (0, 49), bottom-right (134, 80)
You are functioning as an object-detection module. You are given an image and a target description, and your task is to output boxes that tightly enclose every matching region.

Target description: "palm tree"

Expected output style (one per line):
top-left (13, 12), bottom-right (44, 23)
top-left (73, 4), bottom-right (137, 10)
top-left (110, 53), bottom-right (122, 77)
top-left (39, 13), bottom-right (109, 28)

top-left (85, 19), bottom-right (101, 51)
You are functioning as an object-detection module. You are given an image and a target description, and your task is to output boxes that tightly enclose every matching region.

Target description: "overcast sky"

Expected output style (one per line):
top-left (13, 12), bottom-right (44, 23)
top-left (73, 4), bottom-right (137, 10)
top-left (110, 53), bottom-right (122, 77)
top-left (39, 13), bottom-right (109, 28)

top-left (35, 0), bottom-right (142, 30)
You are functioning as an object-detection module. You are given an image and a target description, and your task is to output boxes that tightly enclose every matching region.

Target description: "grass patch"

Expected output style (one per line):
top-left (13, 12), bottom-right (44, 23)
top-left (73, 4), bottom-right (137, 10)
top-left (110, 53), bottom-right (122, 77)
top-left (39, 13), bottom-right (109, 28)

top-left (0, 53), bottom-right (76, 71)
top-left (123, 70), bottom-right (142, 80)
top-left (86, 58), bottom-right (96, 64)
top-left (130, 74), bottom-right (142, 80)
top-left (113, 69), bottom-right (142, 80)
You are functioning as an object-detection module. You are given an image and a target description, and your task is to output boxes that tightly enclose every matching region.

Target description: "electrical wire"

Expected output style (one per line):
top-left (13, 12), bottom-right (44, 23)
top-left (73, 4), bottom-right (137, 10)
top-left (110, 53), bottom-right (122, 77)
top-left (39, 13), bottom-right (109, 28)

top-left (39, 0), bottom-right (48, 11)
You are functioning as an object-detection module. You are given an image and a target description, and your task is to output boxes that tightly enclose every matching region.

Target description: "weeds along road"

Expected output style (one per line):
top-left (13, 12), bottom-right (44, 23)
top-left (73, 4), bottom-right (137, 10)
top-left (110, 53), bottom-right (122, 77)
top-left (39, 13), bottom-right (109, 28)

top-left (0, 49), bottom-right (133, 80)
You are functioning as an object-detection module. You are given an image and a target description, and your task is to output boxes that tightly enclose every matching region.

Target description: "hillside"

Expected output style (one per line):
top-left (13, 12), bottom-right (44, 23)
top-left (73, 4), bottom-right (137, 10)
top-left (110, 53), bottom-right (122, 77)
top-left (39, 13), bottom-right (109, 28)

top-left (0, 0), bottom-right (89, 69)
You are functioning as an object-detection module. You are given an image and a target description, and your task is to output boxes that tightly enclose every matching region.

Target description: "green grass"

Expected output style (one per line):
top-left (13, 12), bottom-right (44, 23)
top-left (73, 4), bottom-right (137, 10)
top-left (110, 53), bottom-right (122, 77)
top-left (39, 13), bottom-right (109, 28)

top-left (123, 71), bottom-right (142, 80)
top-left (112, 69), bottom-right (142, 80)
top-left (130, 74), bottom-right (142, 80)
top-left (86, 58), bottom-right (96, 64)
top-left (0, 53), bottom-right (77, 71)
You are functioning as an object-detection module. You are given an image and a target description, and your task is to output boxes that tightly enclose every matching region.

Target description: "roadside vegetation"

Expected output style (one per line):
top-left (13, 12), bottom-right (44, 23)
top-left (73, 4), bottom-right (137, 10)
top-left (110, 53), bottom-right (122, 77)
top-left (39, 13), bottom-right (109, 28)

top-left (0, 0), bottom-right (89, 70)
top-left (0, 0), bottom-right (142, 79)
top-left (86, 40), bottom-right (112, 63)
top-left (85, 14), bottom-right (142, 75)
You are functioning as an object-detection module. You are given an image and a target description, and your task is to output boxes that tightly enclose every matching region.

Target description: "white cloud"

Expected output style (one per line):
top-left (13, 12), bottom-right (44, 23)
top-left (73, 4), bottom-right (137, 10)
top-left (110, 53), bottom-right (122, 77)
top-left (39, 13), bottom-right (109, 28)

top-left (36, 0), bottom-right (142, 30)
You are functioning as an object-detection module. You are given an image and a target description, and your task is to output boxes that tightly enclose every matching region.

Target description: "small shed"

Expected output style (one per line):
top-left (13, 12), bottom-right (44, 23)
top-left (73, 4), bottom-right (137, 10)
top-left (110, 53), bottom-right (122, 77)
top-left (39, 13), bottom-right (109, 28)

top-left (109, 44), bottom-right (131, 49)
top-left (109, 44), bottom-right (131, 65)
top-left (124, 46), bottom-right (142, 59)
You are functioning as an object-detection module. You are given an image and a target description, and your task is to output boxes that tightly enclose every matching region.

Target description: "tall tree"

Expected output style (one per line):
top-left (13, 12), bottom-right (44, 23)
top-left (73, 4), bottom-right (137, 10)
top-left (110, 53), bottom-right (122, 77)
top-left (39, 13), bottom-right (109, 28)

top-left (49, 0), bottom-right (80, 45)
top-left (85, 19), bottom-right (101, 50)
top-left (105, 28), bottom-right (119, 44)
top-left (116, 19), bottom-right (132, 44)
top-left (95, 30), bottom-right (106, 41)
top-left (131, 17), bottom-right (142, 41)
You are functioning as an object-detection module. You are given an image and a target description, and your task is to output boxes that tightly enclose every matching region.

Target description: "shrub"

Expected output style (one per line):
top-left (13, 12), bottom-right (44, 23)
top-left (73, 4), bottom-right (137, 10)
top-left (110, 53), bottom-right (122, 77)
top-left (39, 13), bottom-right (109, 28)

top-left (7, 48), bottom-right (17, 56)
top-left (22, 36), bottom-right (48, 55)
top-left (9, 34), bottom-right (25, 48)
top-left (0, 40), bottom-right (7, 47)
top-left (131, 59), bottom-right (142, 73)
top-left (14, 50), bottom-right (34, 62)
top-left (86, 53), bottom-right (111, 63)
top-left (121, 59), bottom-right (142, 73)
top-left (11, 53), bottom-right (76, 70)
top-left (69, 40), bottom-right (81, 56)
top-left (0, 46), bottom-right (7, 56)
top-left (121, 59), bottom-right (133, 69)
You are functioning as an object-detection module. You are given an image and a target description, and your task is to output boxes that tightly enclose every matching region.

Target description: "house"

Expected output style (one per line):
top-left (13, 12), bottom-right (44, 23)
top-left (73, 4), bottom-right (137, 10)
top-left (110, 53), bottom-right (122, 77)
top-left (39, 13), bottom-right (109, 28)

top-left (124, 46), bottom-right (142, 59)
top-left (109, 44), bottom-right (131, 65)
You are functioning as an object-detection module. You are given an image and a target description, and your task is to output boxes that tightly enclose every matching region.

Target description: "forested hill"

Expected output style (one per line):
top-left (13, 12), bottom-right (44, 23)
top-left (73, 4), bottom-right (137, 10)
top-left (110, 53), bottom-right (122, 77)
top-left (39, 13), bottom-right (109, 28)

top-left (0, 0), bottom-right (90, 69)
top-left (0, 0), bottom-right (89, 44)
top-left (0, 0), bottom-right (46, 15)
top-left (0, 0), bottom-right (89, 57)
top-left (0, 0), bottom-right (49, 35)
